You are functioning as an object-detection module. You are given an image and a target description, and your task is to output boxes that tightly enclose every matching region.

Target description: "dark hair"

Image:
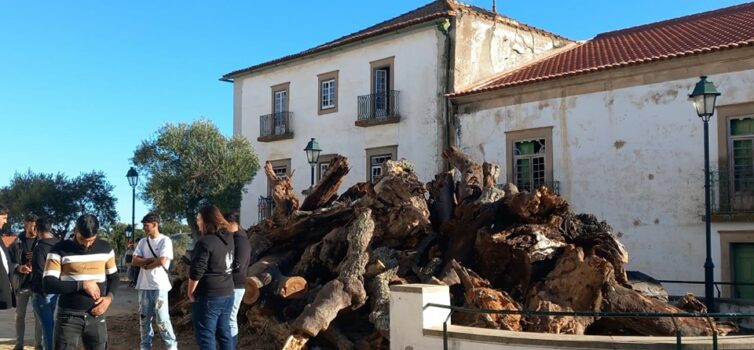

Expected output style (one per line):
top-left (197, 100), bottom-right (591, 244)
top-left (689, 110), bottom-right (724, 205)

top-left (223, 211), bottom-right (240, 224)
top-left (198, 205), bottom-right (228, 235)
top-left (35, 218), bottom-right (52, 234)
top-left (75, 214), bottom-right (99, 238)
top-left (24, 213), bottom-right (38, 223)
top-left (141, 213), bottom-right (160, 224)
top-left (0, 205), bottom-right (8, 216)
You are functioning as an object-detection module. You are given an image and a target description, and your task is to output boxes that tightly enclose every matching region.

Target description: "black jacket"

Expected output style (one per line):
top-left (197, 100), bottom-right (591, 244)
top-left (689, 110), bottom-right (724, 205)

top-left (9, 232), bottom-right (38, 290)
top-left (190, 231), bottom-right (234, 297)
top-left (232, 230), bottom-right (251, 288)
top-left (31, 237), bottom-right (60, 294)
top-left (0, 242), bottom-right (14, 309)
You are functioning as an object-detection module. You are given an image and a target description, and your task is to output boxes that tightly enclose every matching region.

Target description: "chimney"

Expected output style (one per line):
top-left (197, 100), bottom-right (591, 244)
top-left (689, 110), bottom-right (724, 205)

top-left (492, 0), bottom-right (497, 13)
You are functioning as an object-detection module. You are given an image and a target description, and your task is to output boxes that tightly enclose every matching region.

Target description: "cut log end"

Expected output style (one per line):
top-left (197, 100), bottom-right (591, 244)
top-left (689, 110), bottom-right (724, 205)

top-left (276, 276), bottom-right (309, 299)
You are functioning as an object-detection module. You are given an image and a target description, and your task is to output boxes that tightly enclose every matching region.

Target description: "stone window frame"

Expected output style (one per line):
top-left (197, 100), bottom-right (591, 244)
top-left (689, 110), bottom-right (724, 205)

top-left (504, 126), bottom-right (554, 187)
top-left (317, 154), bottom-right (336, 181)
top-left (719, 230), bottom-right (754, 298)
top-left (317, 71), bottom-right (339, 115)
top-left (271, 82), bottom-right (290, 114)
top-left (365, 145), bottom-right (398, 183)
top-left (266, 158), bottom-right (291, 195)
top-left (716, 101), bottom-right (754, 220)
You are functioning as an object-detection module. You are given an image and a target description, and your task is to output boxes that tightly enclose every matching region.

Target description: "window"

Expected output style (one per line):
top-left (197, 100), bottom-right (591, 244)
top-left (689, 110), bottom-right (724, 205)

top-left (266, 159), bottom-right (291, 195)
top-left (719, 231), bottom-right (754, 298)
top-left (317, 71), bottom-right (338, 115)
top-left (270, 82), bottom-right (290, 135)
top-left (513, 139), bottom-right (547, 192)
top-left (729, 117), bottom-right (754, 193)
top-left (505, 127), bottom-right (553, 191)
top-left (365, 146), bottom-right (397, 183)
top-left (317, 154), bottom-right (336, 181)
top-left (370, 57), bottom-right (395, 118)
top-left (716, 102), bottom-right (754, 215)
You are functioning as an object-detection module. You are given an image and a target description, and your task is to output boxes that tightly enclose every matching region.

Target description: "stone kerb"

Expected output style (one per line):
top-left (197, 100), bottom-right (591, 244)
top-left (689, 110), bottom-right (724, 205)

top-left (389, 284), bottom-right (754, 350)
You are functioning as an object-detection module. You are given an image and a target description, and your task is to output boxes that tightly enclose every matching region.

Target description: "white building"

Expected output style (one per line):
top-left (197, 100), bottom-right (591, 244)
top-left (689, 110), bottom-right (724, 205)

top-left (221, 0), bottom-right (569, 228)
top-left (449, 2), bottom-right (754, 297)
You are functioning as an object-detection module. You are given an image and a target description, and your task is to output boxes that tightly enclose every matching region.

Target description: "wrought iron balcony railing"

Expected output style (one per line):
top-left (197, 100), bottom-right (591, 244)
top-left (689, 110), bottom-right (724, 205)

top-left (258, 196), bottom-right (274, 221)
top-left (357, 90), bottom-right (400, 123)
top-left (259, 112), bottom-right (293, 139)
top-left (710, 169), bottom-right (754, 214)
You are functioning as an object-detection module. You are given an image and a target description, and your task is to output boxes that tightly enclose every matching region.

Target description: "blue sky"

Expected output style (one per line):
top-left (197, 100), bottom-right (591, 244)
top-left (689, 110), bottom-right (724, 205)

top-left (0, 0), bottom-right (747, 225)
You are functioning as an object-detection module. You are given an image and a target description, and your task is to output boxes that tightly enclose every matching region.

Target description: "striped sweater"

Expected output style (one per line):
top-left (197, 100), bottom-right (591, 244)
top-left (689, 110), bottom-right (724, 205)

top-left (43, 239), bottom-right (119, 312)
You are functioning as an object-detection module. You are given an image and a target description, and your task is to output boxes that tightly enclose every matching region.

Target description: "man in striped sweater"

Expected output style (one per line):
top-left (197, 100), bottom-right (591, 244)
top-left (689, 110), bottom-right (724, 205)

top-left (43, 214), bottom-right (119, 350)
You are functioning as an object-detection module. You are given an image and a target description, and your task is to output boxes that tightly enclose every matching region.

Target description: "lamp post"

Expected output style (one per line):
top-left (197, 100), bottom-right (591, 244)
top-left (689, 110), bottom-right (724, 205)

top-left (689, 75), bottom-right (721, 311)
top-left (304, 138), bottom-right (322, 187)
top-left (126, 167), bottom-right (139, 243)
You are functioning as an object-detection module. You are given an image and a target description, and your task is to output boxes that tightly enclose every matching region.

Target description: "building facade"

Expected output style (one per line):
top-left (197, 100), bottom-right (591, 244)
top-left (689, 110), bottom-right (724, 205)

top-left (222, 0), bottom-right (568, 228)
top-left (450, 3), bottom-right (754, 296)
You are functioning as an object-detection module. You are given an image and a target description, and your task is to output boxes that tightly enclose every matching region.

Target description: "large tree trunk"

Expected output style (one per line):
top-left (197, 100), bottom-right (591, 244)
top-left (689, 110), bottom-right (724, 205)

top-left (300, 155), bottom-right (349, 211)
top-left (442, 146), bottom-right (482, 201)
top-left (291, 208), bottom-right (375, 337)
top-left (264, 161), bottom-right (300, 224)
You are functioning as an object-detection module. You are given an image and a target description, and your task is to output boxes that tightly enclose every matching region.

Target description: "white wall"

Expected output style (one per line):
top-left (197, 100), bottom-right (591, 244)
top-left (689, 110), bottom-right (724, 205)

top-left (456, 69), bottom-right (754, 296)
top-left (234, 26), bottom-right (446, 227)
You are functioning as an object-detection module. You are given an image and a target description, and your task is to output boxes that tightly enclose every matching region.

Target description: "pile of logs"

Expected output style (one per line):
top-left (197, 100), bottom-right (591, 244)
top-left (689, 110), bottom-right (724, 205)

top-left (170, 148), bottom-right (729, 349)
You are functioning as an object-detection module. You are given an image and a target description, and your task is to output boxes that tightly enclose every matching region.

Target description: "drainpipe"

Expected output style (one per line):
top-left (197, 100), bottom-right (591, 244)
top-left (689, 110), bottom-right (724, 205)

top-left (438, 18), bottom-right (453, 170)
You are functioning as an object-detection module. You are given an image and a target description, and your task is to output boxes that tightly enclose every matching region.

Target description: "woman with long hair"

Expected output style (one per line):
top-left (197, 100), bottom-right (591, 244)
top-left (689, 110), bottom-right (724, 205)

top-left (188, 205), bottom-right (235, 350)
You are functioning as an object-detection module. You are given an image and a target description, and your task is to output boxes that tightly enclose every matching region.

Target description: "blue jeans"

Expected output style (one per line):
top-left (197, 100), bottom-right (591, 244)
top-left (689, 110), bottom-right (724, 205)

top-left (32, 293), bottom-right (58, 350)
top-left (138, 290), bottom-right (177, 350)
top-left (192, 295), bottom-right (233, 350)
top-left (229, 288), bottom-right (245, 346)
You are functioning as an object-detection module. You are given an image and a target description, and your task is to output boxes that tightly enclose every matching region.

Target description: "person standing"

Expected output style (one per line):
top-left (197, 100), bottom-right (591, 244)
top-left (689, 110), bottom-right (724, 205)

top-left (188, 205), bottom-right (234, 350)
top-left (224, 211), bottom-right (249, 347)
top-left (9, 214), bottom-right (42, 350)
top-left (43, 214), bottom-right (119, 350)
top-left (0, 204), bottom-right (14, 310)
top-left (31, 218), bottom-right (60, 350)
top-left (131, 213), bottom-right (177, 350)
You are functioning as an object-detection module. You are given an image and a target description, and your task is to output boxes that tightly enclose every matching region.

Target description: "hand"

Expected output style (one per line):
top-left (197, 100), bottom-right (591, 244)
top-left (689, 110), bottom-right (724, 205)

top-left (90, 295), bottom-right (112, 316)
top-left (82, 280), bottom-right (101, 300)
top-left (18, 264), bottom-right (31, 274)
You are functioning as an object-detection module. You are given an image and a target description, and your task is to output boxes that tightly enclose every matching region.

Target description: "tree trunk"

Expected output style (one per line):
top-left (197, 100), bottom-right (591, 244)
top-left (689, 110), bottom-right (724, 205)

top-left (291, 208), bottom-right (375, 337)
top-left (300, 155), bottom-right (349, 211)
top-left (442, 146), bottom-right (482, 200)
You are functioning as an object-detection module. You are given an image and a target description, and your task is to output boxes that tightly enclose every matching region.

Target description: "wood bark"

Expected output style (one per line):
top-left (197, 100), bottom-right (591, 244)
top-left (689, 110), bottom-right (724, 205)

top-left (427, 171), bottom-right (456, 229)
top-left (263, 161), bottom-right (300, 224)
top-left (291, 208), bottom-right (375, 337)
top-left (442, 146), bottom-right (482, 200)
top-left (300, 155), bottom-right (349, 211)
top-left (482, 162), bottom-right (500, 189)
top-left (451, 260), bottom-right (522, 331)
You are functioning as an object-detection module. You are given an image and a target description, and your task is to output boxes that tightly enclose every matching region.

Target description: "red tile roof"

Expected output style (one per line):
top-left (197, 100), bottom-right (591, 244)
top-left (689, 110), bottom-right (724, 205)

top-left (452, 2), bottom-right (754, 97)
top-left (221, 0), bottom-right (569, 81)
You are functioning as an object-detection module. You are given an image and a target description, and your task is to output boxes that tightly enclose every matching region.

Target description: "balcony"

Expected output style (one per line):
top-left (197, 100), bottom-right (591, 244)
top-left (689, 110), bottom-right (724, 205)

top-left (258, 112), bottom-right (293, 142)
top-left (710, 169), bottom-right (754, 221)
top-left (355, 90), bottom-right (400, 127)
top-left (258, 196), bottom-right (274, 221)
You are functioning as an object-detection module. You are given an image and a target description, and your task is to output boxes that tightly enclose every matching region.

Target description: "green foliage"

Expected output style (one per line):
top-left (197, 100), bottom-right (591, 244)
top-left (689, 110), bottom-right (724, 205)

top-left (0, 170), bottom-right (117, 234)
top-left (132, 119), bottom-right (259, 235)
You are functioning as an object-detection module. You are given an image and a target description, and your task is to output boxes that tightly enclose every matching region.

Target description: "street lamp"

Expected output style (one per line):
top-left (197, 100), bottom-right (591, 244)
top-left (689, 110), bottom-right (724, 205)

top-left (126, 167), bottom-right (139, 243)
top-left (304, 138), bottom-right (322, 187)
top-left (689, 75), bottom-right (721, 311)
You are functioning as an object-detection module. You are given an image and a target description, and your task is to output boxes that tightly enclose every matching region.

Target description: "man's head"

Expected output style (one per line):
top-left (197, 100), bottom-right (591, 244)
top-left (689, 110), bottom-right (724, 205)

top-left (223, 211), bottom-right (240, 232)
top-left (35, 218), bottom-right (53, 239)
top-left (141, 213), bottom-right (160, 236)
top-left (0, 205), bottom-right (8, 230)
top-left (74, 214), bottom-right (99, 251)
top-left (24, 213), bottom-right (38, 236)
